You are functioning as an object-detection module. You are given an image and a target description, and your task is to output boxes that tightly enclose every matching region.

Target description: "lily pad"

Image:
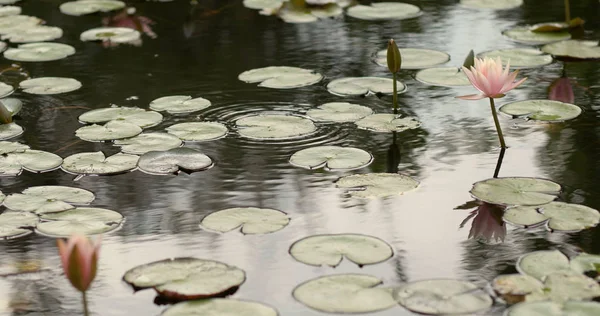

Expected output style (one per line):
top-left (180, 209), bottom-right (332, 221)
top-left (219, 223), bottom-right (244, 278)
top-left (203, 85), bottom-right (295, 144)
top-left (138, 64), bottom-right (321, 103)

top-left (306, 102), bottom-right (372, 122)
top-left (36, 207), bottom-right (123, 237)
top-left (336, 173), bottom-right (419, 198)
top-left (0, 83), bottom-right (13, 97)
top-left (347, 2), bottom-right (422, 21)
top-left (355, 114), bottom-right (421, 133)
top-left (0, 211), bottom-right (37, 239)
top-left (2, 26), bottom-right (63, 43)
top-left (460, 0), bottom-right (523, 9)
top-left (236, 113), bottom-right (316, 140)
top-left (289, 146), bottom-right (373, 171)
top-left (375, 48), bottom-right (450, 70)
top-left (0, 122), bottom-right (23, 140)
top-left (80, 27), bottom-right (141, 43)
top-left (503, 26), bottom-right (571, 45)
top-left (200, 207), bottom-right (290, 234)
top-left (149, 96), bottom-right (211, 114)
top-left (137, 147), bottom-right (213, 175)
top-left (238, 66), bottom-right (322, 89)
top-left (0, 149), bottom-right (63, 176)
top-left (4, 42), bottom-right (76, 62)
top-left (393, 279), bottom-right (493, 315)
top-left (470, 177), bottom-right (561, 206)
top-left (0, 190), bottom-right (4, 203)
top-left (571, 253), bottom-right (600, 280)
top-left (0, 6), bottom-right (20, 16)
top-left (114, 133), bottom-right (182, 155)
top-left (516, 250), bottom-right (572, 281)
top-left (525, 272), bottom-right (600, 302)
top-left (60, 0), bottom-right (126, 16)
top-left (3, 186), bottom-right (94, 214)
top-left (78, 106), bottom-right (163, 128)
top-left (289, 233), bottom-right (393, 267)
top-left (0, 15), bottom-right (41, 34)
top-left (0, 141), bottom-right (27, 154)
top-left (541, 40), bottom-right (600, 60)
top-left (500, 100), bottom-right (581, 122)
top-left (477, 48), bottom-right (553, 69)
top-left (162, 299), bottom-right (278, 316)
top-left (415, 67), bottom-right (471, 86)
top-left (506, 301), bottom-right (600, 316)
top-left (243, 0), bottom-right (284, 10)
top-left (327, 77), bottom-right (406, 96)
top-left (61, 152), bottom-right (139, 175)
top-left (492, 274), bottom-right (544, 304)
top-left (0, 98), bottom-right (20, 116)
top-left (166, 122), bottom-right (228, 142)
top-left (19, 77), bottom-right (82, 95)
top-left (293, 274), bottom-right (396, 313)
top-left (504, 202), bottom-right (600, 232)
top-left (76, 120), bottom-right (143, 142)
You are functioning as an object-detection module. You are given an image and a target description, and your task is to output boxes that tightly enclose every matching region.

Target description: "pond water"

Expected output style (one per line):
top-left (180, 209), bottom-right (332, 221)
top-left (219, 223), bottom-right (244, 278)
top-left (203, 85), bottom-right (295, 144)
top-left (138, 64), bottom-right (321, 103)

top-left (1, 0), bottom-right (600, 315)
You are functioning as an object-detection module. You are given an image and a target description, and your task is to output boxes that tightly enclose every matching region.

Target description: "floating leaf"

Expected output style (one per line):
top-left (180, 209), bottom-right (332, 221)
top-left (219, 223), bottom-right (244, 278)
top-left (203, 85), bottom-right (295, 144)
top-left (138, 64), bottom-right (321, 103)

top-left (0, 15), bottom-right (41, 34)
top-left (0, 149), bottom-right (62, 176)
top-left (336, 173), bottom-right (419, 198)
top-left (0, 6), bottom-right (20, 16)
top-left (150, 96), bottom-right (211, 114)
top-left (571, 253), bottom-right (600, 280)
top-left (0, 122), bottom-right (23, 140)
top-left (492, 274), bottom-right (544, 304)
top-left (500, 100), bottom-right (581, 122)
top-left (78, 106), bottom-right (163, 128)
top-left (470, 177), bottom-right (561, 206)
top-left (526, 272), bottom-right (600, 302)
top-left (517, 250), bottom-right (572, 281)
top-left (243, 0), bottom-right (284, 10)
top-left (200, 207), bottom-right (290, 234)
top-left (542, 40), bottom-right (600, 60)
top-left (478, 48), bottom-right (553, 69)
top-left (4, 42), bottom-right (75, 62)
top-left (62, 152), bottom-right (139, 175)
top-left (236, 113), bottom-right (316, 140)
top-left (137, 147), bottom-right (213, 175)
top-left (503, 26), bottom-right (571, 45)
top-left (114, 133), bottom-right (182, 155)
top-left (289, 146), bottom-right (373, 171)
top-left (166, 122), bottom-right (228, 142)
top-left (80, 27), bottom-right (141, 43)
top-left (293, 274), bottom-right (396, 313)
top-left (162, 299), bottom-right (278, 316)
top-left (76, 120), bottom-right (143, 142)
top-left (36, 207), bottom-right (124, 237)
top-left (0, 211), bottom-right (37, 239)
top-left (504, 202), bottom-right (600, 232)
top-left (460, 0), bottom-right (523, 9)
top-left (0, 83), bottom-right (14, 98)
top-left (0, 190), bottom-right (4, 203)
top-left (327, 77), bottom-right (406, 96)
top-left (355, 114), bottom-right (421, 133)
top-left (19, 77), bottom-right (82, 95)
top-left (347, 2), bottom-right (422, 21)
top-left (530, 18), bottom-right (585, 33)
top-left (393, 279), bottom-right (493, 315)
top-left (2, 25), bottom-right (63, 43)
top-left (60, 0), bottom-right (126, 16)
top-left (375, 48), bottom-right (450, 70)
top-left (0, 98), bottom-right (21, 117)
top-left (238, 66), bottom-right (322, 89)
top-left (0, 141), bottom-right (27, 154)
top-left (415, 67), bottom-right (471, 86)
top-left (3, 186), bottom-right (94, 214)
top-left (306, 102), bottom-right (372, 122)
top-left (506, 301), bottom-right (600, 316)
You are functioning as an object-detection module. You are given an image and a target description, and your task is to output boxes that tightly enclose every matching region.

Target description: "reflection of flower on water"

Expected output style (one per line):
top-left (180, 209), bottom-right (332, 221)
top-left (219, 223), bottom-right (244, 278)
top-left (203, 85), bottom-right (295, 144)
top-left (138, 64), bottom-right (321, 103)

top-left (101, 7), bottom-right (156, 47)
top-left (548, 75), bottom-right (575, 104)
top-left (460, 202), bottom-right (507, 244)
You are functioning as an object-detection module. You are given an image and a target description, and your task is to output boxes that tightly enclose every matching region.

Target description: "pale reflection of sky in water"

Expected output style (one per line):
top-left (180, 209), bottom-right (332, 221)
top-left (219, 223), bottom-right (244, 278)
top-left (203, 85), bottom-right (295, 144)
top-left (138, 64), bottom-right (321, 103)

top-left (1, 0), bottom-right (600, 315)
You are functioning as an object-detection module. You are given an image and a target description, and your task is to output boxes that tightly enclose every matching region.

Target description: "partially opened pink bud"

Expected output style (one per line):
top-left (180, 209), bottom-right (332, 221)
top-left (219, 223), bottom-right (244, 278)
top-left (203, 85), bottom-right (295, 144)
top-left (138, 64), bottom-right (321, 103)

top-left (57, 234), bottom-right (101, 292)
top-left (548, 76), bottom-right (574, 104)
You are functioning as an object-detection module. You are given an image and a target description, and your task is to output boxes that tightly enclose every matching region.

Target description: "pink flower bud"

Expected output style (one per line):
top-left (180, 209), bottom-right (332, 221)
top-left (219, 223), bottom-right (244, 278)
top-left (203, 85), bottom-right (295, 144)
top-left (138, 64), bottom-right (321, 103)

top-left (57, 234), bottom-right (101, 292)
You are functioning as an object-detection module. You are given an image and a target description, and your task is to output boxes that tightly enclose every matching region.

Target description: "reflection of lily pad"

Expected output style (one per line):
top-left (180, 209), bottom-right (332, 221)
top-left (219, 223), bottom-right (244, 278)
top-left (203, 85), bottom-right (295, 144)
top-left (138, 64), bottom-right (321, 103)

top-left (415, 67), bottom-right (471, 86)
top-left (516, 250), bottom-right (572, 281)
top-left (355, 114), bottom-right (421, 133)
top-left (393, 279), bottom-right (493, 315)
top-left (492, 274), bottom-right (544, 304)
top-left (289, 233), bottom-right (393, 267)
top-left (306, 102), bottom-right (372, 122)
top-left (460, 0), bottom-right (523, 9)
top-left (36, 207), bottom-right (124, 237)
top-left (4, 42), bottom-right (75, 62)
top-left (150, 96), bottom-right (212, 114)
top-left (0, 211), bottom-right (38, 239)
top-left (236, 113), bottom-right (316, 140)
top-left (2, 26), bottom-right (63, 43)
top-left (500, 100), bottom-right (581, 122)
top-left (137, 147), bottom-right (213, 175)
top-left (62, 152), bottom-right (139, 175)
top-left (78, 106), bottom-right (163, 128)
top-left (375, 48), bottom-right (450, 70)
top-left (506, 301), bottom-right (600, 316)
top-left (477, 48), bottom-right (553, 69)
top-left (239, 66), bottom-right (323, 89)
top-left (289, 146), bottom-right (373, 171)
top-left (503, 26), bottom-right (571, 45)
top-left (0, 122), bottom-right (23, 140)
top-left (162, 299), bottom-right (278, 316)
top-left (293, 274), bottom-right (396, 313)
top-left (76, 120), bottom-right (143, 142)
top-left (60, 0), bottom-right (126, 16)
top-left (470, 177), bottom-right (561, 206)
top-left (337, 173), bottom-right (419, 198)
top-left (3, 186), bottom-right (94, 214)
top-left (114, 133), bottom-right (182, 155)
top-left (504, 202), bottom-right (600, 232)
top-left (19, 77), bottom-right (81, 95)
top-left (200, 207), bottom-right (290, 234)
top-left (542, 40), bottom-right (600, 60)
top-left (166, 122), bottom-right (228, 142)
top-left (0, 148), bottom-right (63, 176)
top-left (80, 27), bottom-right (140, 43)
top-left (327, 77), bottom-right (406, 96)
top-left (347, 2), bottom-right (422, 21)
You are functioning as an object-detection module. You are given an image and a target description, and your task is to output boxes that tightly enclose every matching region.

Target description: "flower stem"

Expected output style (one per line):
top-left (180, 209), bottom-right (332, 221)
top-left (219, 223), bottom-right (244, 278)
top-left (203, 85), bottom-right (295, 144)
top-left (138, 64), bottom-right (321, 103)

top-left (392, 72), bottom-right (398, 113)
top-left (82, 291), bottom-right (89, 316)
top-left (489, 98), bottom-right (506, 149)
top-left (564, 0), bottom-right (571, 22)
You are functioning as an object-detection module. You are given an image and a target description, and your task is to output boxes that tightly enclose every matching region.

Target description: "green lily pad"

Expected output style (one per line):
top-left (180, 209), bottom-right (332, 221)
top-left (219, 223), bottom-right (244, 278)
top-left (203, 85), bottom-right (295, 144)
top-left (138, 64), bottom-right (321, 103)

top-left (0, 149), bottom-right (63, 176)
top-left (347, 2), bottom-right (422, 20)
top-left (470, 177), bottom-right (561, 206)
top-left (200, 207), bottom-right (290, 234)
top-left (460, 0), bottom-right (523, 9)
top-left (336, 173), bottom-right (419, 198)
top-left (289, 146), bottom-right (373, 171)
top-left (477, 48), bottom-right (553, 69)
top-left (2, 25), bottom-right (63, 43)
top-left (506, 301), bottom-right (600, 316)
top-left (500, 100), bottom-right (581, 122)
top-left (236, 113), bottom-right (316, 140)
top-left (36, 207), bottom-right (123, 237)
top-left (492, 274), bottom-right (544, 304)
top-left (61, 152), bottom-right (139, 175)
top-left (542, 40), bottom-right (600, 60)
top-left (78, 106), bottom-right (163, 128)
top-left (415, 67), bottom-right (471, 86)
top-left (571, 253), bottom-right (600, 280)
top-left (526, 272), bottom-right (600, 302)
top-left (517, 250), bottom-right (572, 280)
top-left (19, 77), bottom-right (81, 95)
top-left (238, 66), bottom-right (322, 89)
top-left (375, 48), bottom-right (450, 70)
top-left (293, 274), bottom-right (396, 313)
top-left (289, 233), bottom-right (393, 267)
top-left (327, 77), bottom-right (406, 96)
top-left (0, 15), bottom-right (41, 34)
top-left (76, 120), bottom-right (143, 142)
top-left (80, 27), bottom-right (140, 43)
top-left (4, 42), bottom-right (75, 62)
top-left (166, 122), bottom-right (228, 142)
top-left (393, 279), bottom-right (493, 315)
top-left (3, 186), bottom-right (94, 214)
top-left (0, 122), bottom-right (23, 140)
top-left (355, 114), bottom-right (421, 133)
top-left (137, 147), bottom-right (213, 175)
top-left (0, 83), bottom-right (14, 98)
top-left (0, 211), bottom-right (37, 239)
top-left (306, 102), bottom-right (373, 122)
top-left (504, 202), bottom-right (600, 232)
top-left (0, 6), bottom-right (20, 16)
top-left (162, 299), bottom-right (278, 316)
top-left (114, 133), bottom-right (182, 155)
top-left (503, 26), bottom-right (571, 45)
top-left (150, 96), bottom-right (212, 114)
top-left (60, 0), bottom-right (126, 16)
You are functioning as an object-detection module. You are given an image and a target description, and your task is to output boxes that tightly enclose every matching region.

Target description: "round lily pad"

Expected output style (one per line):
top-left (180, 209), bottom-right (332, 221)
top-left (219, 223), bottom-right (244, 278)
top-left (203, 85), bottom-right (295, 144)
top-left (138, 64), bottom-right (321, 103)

top-left (236, 113), bottom-right (316, 140)
top-left (516, 250), bottom-right (572, 281)
top-left (375, 48), bottom-right (450, 70)
top-left (114, 133), bottom-right (182, 155)
top-left (19, 77), bottom-right (82, 95)
top-left (415, 67), bottom-right (471, 86)
top-left (243, 0), bottom-right (284, 10)
top-left (0, 211), bottom-right (37, 239)
top-left (137, 147), bottom-right (213, 175)
top-left (61, 152), bottom-right (139, 175)
top-left (477, 48), bottom-right (553, 69)
top-left (393, 279), bottom-right (493, 315)
top-left (347, 2), bottom-right (422, 20)
top-left (506, 301), bottom-right (600, 316)
top-left (0, 6), bottom-right (20, 16)
top-left (36, 207), bottom-right (123, 237)
top-left (355, 114), bottom-right (421, 133)
top-left (0, 149), bottom-right (63, 176)
top-left (336, 173), bottom-right (419, 198)
top-left (289, 146), bottom-right (373, 171)
top-left (492, 274), bottom-right (544, 304)
top-left (306, 102), bottom-right (372, 122)
top-left (238, 66), bottom-right (322, 89)
top-left (327, 77), bottom-right (406, 96)
top-left (293, 274), bottom-right (396, 313)
top-left (571, 253), bottom-right (600, 280)
top-left (289, 233), bottom-right (393, 267)
top-left (0, 122), bottom-right (23, 140)
top-left (166, 122), bottom-right (228, 142)
top-left (4, 42), bottom-right (76, 62)
top-left (469, 177), bottom-right (561, 206)
top-left (277, 7), bottom-right (318, 23)
top-left (3, 186), bottom-right (94, 214)
top-left (76, 120), bottom-right (143, 142)
top-left (78, 106), bottom-right (163, 128)
top-left (504, 202), bottom-right (600, 232)
top-left (0, 15), bottom-right (41, 34)
top-left (60, 0), bottom-right (126, 16)
top-left (541, 40), bottom-right (600, 60)
top-left (0, 83), bottom-right (14, 98)
top-left (2, 25), bottom-right (63, 43)
top-left (500, 100), bottom-right (581, 122)
top-left (80, 27), bottom-right (141, 43)
top-left (162, 299), bottom-right (278, 316)
top-left (460, 0), bottom-right (523, 9)
top-left (525, 272), bottom-right (600, 302)
top-left (200, 207), bottom-right (290, 234)
top-left (503, 26), bottom-right (571, 45)
top-left (149, 96), bottom-right (211, 114)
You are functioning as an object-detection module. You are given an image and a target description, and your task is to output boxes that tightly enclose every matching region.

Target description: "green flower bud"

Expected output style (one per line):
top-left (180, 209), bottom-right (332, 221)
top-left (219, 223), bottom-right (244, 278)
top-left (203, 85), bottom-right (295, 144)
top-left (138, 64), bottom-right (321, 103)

top-left (387, 39), bottom-right (401, 74)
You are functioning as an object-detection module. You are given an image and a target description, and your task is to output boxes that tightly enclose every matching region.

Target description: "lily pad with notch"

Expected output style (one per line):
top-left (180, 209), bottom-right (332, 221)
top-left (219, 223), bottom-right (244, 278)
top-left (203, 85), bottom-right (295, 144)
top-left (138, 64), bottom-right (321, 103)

top-left (166, 122), bottom-right (228, 142)
top-left (506, 301), bottom-right (600, 316)
top-left (162, 299), bottom-right (278, 316)
top-left (327, 77), bottom-right (406, 96)
top-left (470, 177), bottom-right (561, 206)
top-left (355, 114), bottom-right (421, 133)
top-left (415, 67), bottom-right (471, 86)
top-left (137, 147), bottom-right (213, 175)
top-left (460, 0), bottom-right (523, 9)
top-left (502, 26), bottom-right (571, 45)
top-left (336, 173), bottom-right (419, 198)
top-left (61, 151), bottom-right (139, 176)
top-left (36, 207), bottom-right (124, 237)
top-left (236, 113), bottom-right (316, 140)
top-left (3, 186), bottom-right (94, 214)
top-left (4, 42), bottom-right (75, 62)
top-left (500, 100), bottom-right (581, 122)
top-left (78, 106), bottom-right (163, 128)
top-left (19, 77), bottom-right (81, 95)
top-left (80, 27), bottom-right (140, 44)
top-left (200, 207), bottom-right (290, 234)
top-left (76, 120), bottom-right (143, 142)
top-left (504, 202), bottom-right (600, 232)
top-left (60, 0), bottom-right (126, 16)
top-left (306, 102), bottom-right (372, 123)
top-left (347, 2), bottom-right (422, 21)
top-left (541, 40), bottom-right (600, 61)
top-left (114, 133), bottom-right (182, 155)
top-left (477, 48), bottom-right (553, 69)
top-left (0, 211), bottom-right (38, 239)
top-left (289, 146), bottom-right (373, 171)
top-left (0, 143), bottom-right (62, 176)
top-left (150, 96), bottom-right (211, 114)
top-left (238, 66), bottom-right (323, 89)
top-left (375, 48), bottom-right (450, 70)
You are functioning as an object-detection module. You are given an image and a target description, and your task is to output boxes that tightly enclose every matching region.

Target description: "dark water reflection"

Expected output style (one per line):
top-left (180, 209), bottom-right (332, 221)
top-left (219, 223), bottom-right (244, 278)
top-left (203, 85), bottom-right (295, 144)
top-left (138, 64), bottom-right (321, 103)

top-left (1, 0), bottom-right (600, 315)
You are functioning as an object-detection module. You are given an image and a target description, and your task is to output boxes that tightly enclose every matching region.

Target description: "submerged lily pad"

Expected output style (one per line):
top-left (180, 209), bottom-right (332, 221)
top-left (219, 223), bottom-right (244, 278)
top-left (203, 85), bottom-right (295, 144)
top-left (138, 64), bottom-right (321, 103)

top-left (19, 77), bottom-right (82, 95)
top-left (289, 233), bottom-right (393, 267)
top-left (150, 96), bottom-right (211, 114)
top-left (500, 100), bottom-right (581, 122)
top-left (60, 0), bottom-right (126, 16)
top-left (200, 207), bottom-right (290, 234)
top-left (470, 177), bottom-right (561, 206)
top-left (162, 299), bottom-right (278, 316)
top-left (78, 106), bottom-right (163, 128)
top-left (4, 42), bottom-right (76, 62)
top-left (2, 26), bottom-right (63, 43)
top-left (3, 186), bottom-right (94, 214)
top-left (137, 147), bottom-right (213, 175)
top-left (492, 274), bottom-right (544, 304)
top-left (80, 27), bottom-right (140, 43)
top-left (327, 77), bottom-right (406, 96)
top-left (239, 66), bottom-right (322, 89)
top-left (504, 202), bottom-right (600, 231)
top-left (393, 279), bottom-right (493, 315)
top-left (166, 122), bottom-right (228, 142)
top-left (0, 122), bottom-right (23, 140)
top-left (347, 2), bottom-right (422, 21)
top-left (76, 120), bottom-right (143, 142)
top-left (306, 102), bottom-right (372, 122)
top-left (0, 211), bottom-right (37, 239)
top-left (542, 40), bottom-right (600, 60)
top-left (293, 274), bottom-right (396, 313)
top-left (525, 272), bottom-right (600, 302)
top-left (355, 114), bottom-right (421, 133)
top-left (114, 133), bottom-right (182, 155)
top-left (415, 67), bottom-right (471, 86)
top-left (461, 0), bottom-right (523, 9)
top-left (236, 113), bottom-right (316, 140)
top-left (0, 148), bottom-right (62, 176)
top-left (516, 250), bottom-right (572, 280)
top-left (36, 207), bottom-right (123, 237)
top-left (289, 146), bottom-right (373, 171)
top-left (375, 48), bottom-right (450, 70)
top-left (336, 173), bottom-right (419, 198)
top-left (503, 26), bottom-right (571, 45)
top-left (61, 152), bottom-right (139, 175)
top-left (477, 48), bottom-right (553, 69)
top-left (506, 301), bottom-right (600, 316)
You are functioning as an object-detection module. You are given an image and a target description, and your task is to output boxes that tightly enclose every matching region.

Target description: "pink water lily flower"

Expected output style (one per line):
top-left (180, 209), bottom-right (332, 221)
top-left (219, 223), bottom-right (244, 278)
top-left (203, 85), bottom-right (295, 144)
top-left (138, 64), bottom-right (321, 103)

top-left (458, 57), bottom-right (527, 100)
top-left (57, 234), bottom-right (101, 292)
